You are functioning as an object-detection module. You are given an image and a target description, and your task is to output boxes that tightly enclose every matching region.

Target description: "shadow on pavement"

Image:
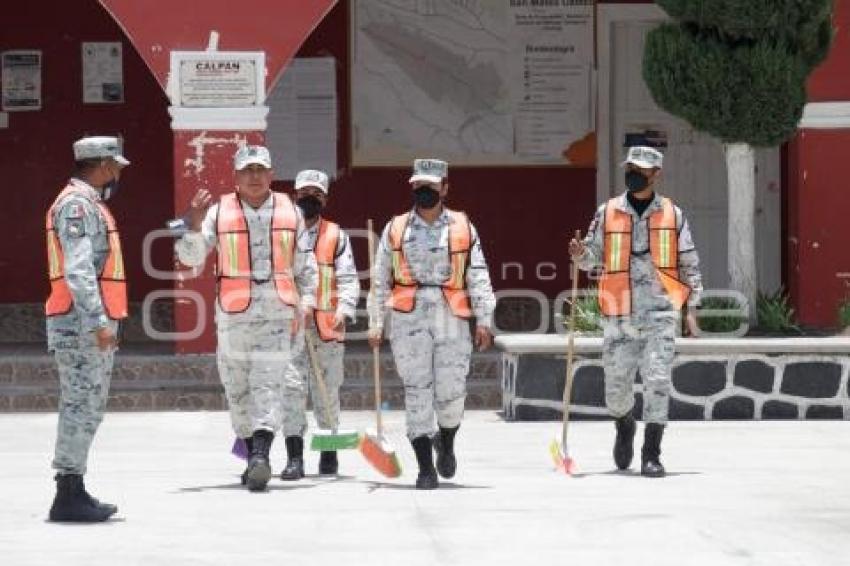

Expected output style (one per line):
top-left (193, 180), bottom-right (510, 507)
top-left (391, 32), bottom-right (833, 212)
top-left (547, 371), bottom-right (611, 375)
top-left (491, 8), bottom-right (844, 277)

top-left (360, 480), bottom-right (493, 492)
top-left (569, 469), bottom-right (703, 479)
top-left (43, 517), bottom-right (127, 526)
top-left (176, 481), bottom-right (319, 493)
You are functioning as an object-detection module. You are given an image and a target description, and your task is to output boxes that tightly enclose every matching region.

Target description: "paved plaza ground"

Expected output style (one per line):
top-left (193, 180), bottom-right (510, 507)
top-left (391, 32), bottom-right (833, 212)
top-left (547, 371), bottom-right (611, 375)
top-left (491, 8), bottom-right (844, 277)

top-left (1, 411), bottom-right (849, 566)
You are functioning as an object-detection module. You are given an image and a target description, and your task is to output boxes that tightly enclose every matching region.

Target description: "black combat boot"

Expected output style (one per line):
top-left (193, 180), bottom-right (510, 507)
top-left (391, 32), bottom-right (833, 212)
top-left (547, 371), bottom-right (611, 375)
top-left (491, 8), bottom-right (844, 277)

top-left (318, 451), bottom-right (338, 476)
top-left (432, 425), bottom-right (458, 479)
top-left (613, 414), bottom-right (637, 470)
top-left (240, 437), bottom-right (254, 485)
top-left (641, 423), bottom-right (666, 478)
top-left (411, 436), bottom-right (439, 490)
top-left (78, 479), bottom-right (118, 516)
top-left (279, 436), bottom-right (305, 481)
top-left (48, 474), bottom-right (117, 522)
top-left (245, 429), bottom-right (274, 491)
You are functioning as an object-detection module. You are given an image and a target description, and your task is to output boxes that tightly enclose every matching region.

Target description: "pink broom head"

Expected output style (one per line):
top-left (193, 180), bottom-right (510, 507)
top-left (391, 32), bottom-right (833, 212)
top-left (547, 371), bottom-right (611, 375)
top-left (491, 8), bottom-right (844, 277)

top-left (549, 438), bottom-right (577, 475)
top-left (359, 433), bottom-right (402, 478)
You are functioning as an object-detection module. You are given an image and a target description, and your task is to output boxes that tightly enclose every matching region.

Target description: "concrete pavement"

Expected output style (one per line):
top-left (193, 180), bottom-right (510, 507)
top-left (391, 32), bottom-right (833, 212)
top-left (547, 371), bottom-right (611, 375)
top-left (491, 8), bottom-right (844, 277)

top-left (1, 411), bottom-right (849, 566)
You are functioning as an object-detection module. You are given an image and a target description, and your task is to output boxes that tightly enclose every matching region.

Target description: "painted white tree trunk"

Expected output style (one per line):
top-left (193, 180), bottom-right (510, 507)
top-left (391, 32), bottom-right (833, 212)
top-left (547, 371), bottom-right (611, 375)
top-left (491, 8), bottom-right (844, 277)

top-left (725, 142), bottom-right (758, 324)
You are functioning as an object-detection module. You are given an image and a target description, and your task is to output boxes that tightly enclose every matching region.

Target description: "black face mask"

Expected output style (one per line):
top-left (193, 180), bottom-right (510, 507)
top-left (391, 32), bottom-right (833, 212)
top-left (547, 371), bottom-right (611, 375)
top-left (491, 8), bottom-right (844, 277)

top-left (297, 195), bottom-right (323, 220)
top-left (625, 170), bottom-right (650, 193)
top-left (102, 177), bottom-right (119, 201)
top-left (413, 186), bottom-right (441, 209)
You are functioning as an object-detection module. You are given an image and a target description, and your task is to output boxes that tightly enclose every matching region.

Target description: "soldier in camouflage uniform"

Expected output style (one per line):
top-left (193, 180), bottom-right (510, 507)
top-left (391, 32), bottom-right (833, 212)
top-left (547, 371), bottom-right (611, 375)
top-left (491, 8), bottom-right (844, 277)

top-left (280, 169), bottom-right (360, 479)
top-left (176, 146), bottom-right (317, 491)
top-left (45, 136), bottom-right (130, 522)
top-left (368, 158), bottom-right (496, 490)
top-left (571, 146), bottom-right (703, 477)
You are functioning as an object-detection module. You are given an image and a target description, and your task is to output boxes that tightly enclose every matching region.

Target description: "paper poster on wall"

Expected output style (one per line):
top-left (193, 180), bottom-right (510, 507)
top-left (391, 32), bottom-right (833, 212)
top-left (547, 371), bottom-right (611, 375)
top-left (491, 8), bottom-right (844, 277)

top-left (266, 57), bottom-right (338, 181)
top-left (351, 0), bottom-right (594, 166)
top-left (2, 50), bottom-right (42, 111)
top-left (510, 1), bottom-right (595, 165)
top-left (82, 42), bottom-right (124, 104)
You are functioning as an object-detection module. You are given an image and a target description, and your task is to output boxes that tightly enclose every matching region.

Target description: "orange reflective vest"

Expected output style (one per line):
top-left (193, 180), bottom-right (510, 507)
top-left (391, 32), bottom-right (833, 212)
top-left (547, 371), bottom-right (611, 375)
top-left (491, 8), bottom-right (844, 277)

top-left (313, 219), bottom-right (343, 342)
top-left (45, 184), bottom-right (128, 320)
top-left (216, 192), bottom-right (299, 313)
top-left (598, 196), bottom-right (691, 316)
top-left (388, 209), bottom-right (472, 319)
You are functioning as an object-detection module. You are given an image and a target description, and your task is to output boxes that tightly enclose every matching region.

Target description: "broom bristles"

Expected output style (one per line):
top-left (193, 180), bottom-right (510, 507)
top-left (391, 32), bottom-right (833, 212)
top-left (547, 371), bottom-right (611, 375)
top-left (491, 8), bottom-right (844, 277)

top-left (232, 436), bottom-right (249, 461)
top-left (310, 429), bottom-right (361, 451)
top-left (360, 433), bottom-right (402, 478)
top-left (549, 438), bottom-right (577, 475)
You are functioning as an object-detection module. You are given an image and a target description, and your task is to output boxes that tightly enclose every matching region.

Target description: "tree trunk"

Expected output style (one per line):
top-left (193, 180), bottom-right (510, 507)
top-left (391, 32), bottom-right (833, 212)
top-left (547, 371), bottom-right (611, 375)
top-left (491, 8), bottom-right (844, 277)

top-left (725, 142), bottom-right (758, 325)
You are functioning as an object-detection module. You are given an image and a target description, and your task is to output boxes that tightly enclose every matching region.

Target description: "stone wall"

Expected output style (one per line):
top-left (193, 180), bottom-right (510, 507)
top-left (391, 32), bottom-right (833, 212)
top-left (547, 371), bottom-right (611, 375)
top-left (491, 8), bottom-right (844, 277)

top-left (499, 336), bottom-right (850, 421)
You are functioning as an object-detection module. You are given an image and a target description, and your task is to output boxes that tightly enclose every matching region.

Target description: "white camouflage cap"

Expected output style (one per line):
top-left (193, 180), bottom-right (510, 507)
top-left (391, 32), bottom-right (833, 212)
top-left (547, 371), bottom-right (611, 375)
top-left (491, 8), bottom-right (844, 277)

top-left (234, 145), bottom-right (272, 170)
top-left (73, 136), bottom-right (130, 166)
top-left (409, 158), bottom-right (448, 184)
top-left (295, 169), bottom-right (330, 194)
top-left (622, 146), bottom-right (663, 169)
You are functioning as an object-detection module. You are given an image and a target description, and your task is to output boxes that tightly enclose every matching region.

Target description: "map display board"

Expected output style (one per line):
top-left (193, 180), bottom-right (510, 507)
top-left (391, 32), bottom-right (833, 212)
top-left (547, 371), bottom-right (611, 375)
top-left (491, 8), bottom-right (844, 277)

top-left (352, 0), bottom-right (594, 166)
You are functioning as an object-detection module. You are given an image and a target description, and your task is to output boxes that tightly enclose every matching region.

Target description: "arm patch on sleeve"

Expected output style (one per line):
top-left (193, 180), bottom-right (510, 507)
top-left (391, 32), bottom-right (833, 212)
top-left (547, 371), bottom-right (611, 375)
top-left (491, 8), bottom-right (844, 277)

top-left (66, 203), bottom-right (85, 219)
top-left (65, 218), bottom-right (86, 237)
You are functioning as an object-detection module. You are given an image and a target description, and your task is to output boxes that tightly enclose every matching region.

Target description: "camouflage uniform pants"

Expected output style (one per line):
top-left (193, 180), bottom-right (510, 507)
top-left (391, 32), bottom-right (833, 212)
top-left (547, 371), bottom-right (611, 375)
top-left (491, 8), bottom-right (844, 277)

top-left (217, 318), bottom-right (291, 438)
top-left (390, 299), bottom-right (472, 440)
top-left (603, 313), bottom-right (677, 424)
top-left (52, 347), bottom-right (115, 475)
top-left (281, 325), bottom-right (345, 437)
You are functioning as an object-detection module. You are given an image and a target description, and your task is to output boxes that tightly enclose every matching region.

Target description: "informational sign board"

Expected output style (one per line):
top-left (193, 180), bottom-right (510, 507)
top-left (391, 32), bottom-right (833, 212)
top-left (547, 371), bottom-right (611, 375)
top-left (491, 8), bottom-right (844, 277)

top-left (352, 0), bottom-right (594, 166)
top-left (170, 50), bottom-right (265, 107)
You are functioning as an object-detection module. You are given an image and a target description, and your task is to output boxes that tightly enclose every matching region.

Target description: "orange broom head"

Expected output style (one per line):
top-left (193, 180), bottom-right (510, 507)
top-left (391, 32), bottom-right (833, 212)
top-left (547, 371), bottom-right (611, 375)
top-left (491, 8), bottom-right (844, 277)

top-left (360, 432), bottom-right (402, 478)
top-left (549, 437), bottom-right (577, 476)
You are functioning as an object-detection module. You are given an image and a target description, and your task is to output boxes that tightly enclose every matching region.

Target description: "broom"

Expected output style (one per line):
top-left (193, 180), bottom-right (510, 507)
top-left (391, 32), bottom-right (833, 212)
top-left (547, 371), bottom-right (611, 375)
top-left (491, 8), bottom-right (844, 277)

top-left (305, 330), bottom-right (361, 451)
top-left (550, 230), bottom-right (582, 475)
top-left (359, 218), bottom-right (402, 478)
top-left (231, 437), bottom-right (249, 461)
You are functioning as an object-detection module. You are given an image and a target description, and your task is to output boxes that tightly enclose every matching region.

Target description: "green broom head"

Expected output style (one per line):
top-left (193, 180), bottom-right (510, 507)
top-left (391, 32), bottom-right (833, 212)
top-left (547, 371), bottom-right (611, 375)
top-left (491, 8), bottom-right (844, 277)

top-left (360, 431), bottom-right (402, 478)
top-left (310, 428), bottom-right (361, 451)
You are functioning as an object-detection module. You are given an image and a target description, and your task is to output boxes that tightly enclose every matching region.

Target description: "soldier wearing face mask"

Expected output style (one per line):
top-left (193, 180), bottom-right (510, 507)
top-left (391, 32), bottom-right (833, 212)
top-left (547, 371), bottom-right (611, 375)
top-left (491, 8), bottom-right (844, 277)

top-left (44, 136), bottom-right (130, 522)
top-left (279, 169), bottom-right (360, 479)
top-left (569, 145), bottom-right (703, 478)
top-left (368, 158), bottom-right (496, 490)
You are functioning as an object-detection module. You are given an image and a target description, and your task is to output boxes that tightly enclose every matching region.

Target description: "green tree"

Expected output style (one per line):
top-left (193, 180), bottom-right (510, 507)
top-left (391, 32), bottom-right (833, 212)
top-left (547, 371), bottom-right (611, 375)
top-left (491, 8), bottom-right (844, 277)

top-left (643, 0), bottom-right (833, 321)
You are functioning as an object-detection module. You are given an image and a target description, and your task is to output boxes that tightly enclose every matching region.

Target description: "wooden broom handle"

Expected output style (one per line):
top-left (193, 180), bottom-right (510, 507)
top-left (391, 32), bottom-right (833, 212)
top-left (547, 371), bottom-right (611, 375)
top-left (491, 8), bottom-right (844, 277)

top-left (304, 330), bottom-right (335, 431)
top-left (562, 230), bottom-right (581, 445)
top-left (367, 219), bottom-right (383, 435)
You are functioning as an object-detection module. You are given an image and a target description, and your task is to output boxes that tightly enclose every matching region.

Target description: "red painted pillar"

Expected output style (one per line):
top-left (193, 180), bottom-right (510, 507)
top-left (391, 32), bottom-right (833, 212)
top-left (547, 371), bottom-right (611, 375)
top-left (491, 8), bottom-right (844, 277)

top-left (171, 124), bottom-right (266, 353)
top-left (787, 0), bottom-right (850, 328)
top-left (787, 128), bottom-right (850, 328)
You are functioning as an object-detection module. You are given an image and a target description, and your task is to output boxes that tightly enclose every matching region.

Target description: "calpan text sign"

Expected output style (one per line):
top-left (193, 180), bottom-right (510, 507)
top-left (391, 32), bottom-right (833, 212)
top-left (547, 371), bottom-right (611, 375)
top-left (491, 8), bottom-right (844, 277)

top-left (171, 51), bottom-right (265, 108)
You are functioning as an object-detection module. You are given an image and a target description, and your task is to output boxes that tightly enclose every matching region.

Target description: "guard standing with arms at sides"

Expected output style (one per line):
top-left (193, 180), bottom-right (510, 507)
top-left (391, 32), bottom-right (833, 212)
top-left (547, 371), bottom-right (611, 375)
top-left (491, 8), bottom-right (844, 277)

top-left (45, 136), bottom-right (130, 521)
top-left (280, 169), bottom-right (361, 479)
top-left (175, 145), bottom-right (317, 491)
top-left (570, 146), bottom-right (703, 478)
top-left (368, 158), bottom-right (496, 490)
